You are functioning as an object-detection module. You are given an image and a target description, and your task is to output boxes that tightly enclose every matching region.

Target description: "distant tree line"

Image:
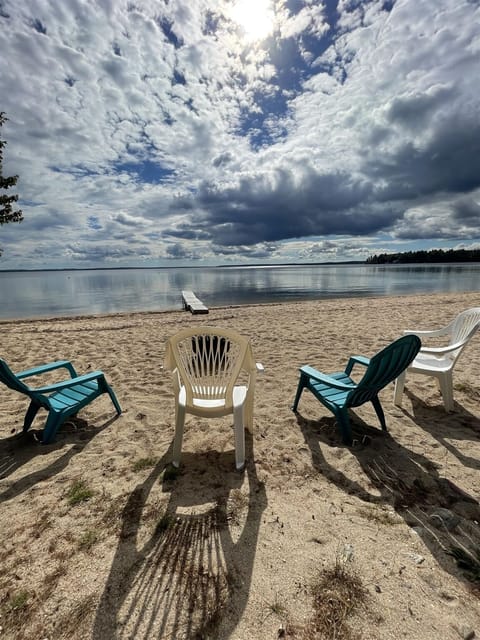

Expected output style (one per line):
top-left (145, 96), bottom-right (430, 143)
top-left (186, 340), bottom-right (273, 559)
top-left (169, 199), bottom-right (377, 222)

top-left (366, 248), bottom-right (480, 264)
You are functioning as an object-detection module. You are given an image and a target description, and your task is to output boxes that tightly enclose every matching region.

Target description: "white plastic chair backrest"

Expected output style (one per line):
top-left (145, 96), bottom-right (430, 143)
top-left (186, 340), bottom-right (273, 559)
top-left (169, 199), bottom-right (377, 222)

top-left (448, 307), bottom-right (480, 362)
top-left (166, 327), bottom-right (251, 409)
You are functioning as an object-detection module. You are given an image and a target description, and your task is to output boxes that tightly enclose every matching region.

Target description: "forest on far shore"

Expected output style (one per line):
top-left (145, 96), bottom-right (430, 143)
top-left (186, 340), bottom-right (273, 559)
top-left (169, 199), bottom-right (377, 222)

top-left (366, 248), bottom-right (480, 264)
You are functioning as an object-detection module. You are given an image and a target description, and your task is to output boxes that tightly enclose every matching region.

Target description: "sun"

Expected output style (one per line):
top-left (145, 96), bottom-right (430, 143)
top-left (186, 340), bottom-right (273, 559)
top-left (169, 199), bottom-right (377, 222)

top-left (230, 0), bottom-right (275, 42)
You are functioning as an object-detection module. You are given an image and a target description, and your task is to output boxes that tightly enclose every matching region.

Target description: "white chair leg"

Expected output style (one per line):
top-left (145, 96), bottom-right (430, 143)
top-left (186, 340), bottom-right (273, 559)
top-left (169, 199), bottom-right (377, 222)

top-left (233, 405), bottom-right (245, 470)
top-left (172, 403), bottom-right (186, 467)
top-left (438, 373), bottom-right (454, 412)
top-left (393, 370), bottom-right (407, 406)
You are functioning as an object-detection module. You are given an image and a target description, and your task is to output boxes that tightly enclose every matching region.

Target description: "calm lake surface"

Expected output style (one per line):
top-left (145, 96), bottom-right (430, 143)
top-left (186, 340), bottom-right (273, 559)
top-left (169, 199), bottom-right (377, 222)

top-left (0, 263), bottom-right (479, 320)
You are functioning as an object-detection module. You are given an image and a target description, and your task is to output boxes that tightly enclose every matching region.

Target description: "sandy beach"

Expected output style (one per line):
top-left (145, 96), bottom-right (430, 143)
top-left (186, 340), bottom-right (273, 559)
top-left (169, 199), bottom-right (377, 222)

top-left (1, 291), bottom-right (479, 640)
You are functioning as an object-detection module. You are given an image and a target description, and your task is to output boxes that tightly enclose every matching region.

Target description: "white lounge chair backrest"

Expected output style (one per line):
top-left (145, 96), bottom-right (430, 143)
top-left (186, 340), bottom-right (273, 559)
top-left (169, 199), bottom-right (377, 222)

top-left (447, 307), bottom-right (480, 361)
top-left (166, 327), bottom-right (248, 409)
top-left (165, 326), bottom-right (262, 470)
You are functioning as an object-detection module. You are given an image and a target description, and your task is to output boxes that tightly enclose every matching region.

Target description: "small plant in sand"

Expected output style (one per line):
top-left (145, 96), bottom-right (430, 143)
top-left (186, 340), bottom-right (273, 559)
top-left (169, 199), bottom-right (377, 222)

top-left (78, 529), bottom-right (99, 551)
top-left (227, 489), bottom-right (248, 525)
top-left (301, 552), bottom-right (368, 640)
top-left (132, 456), bottom-right (157, 472)
top-left (5, 590), bottom-right (29, 613)
top-left (67, 479), bottom-right (94, 506)
top-left (0, 590), bottom-right (33, 634)
top-left (357, 505), bottom-right (399, 526)
top-left (53, 593), bottom-right (98, 638)
top-left (267, 593), bottom-right (288, 618)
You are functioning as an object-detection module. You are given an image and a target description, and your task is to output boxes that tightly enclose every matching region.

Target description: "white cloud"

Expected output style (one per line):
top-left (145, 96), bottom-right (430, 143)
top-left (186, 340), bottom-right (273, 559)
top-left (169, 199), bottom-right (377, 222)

top-left (1, 0), bottom-right (479, 269)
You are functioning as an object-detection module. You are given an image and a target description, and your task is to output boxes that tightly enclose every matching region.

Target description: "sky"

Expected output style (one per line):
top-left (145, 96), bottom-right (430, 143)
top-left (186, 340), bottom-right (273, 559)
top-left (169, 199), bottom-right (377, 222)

top-left (0, 0), bottom-right (479, 269)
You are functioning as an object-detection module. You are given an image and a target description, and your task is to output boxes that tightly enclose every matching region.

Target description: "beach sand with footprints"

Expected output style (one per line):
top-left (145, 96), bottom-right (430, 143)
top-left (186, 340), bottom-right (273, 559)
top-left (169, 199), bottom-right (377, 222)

top-left (1, 291), bottom-right (480, 639)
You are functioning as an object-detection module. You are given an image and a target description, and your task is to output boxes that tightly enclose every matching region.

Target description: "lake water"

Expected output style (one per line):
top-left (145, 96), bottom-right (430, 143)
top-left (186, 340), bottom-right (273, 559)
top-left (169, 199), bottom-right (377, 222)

top-left (0, 263), bottom-right (479, 320)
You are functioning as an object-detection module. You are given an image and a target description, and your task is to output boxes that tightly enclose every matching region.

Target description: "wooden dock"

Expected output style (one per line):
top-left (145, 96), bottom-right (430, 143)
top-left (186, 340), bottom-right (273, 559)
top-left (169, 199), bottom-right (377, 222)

top-left (181, 290), bottom-right (209, 314)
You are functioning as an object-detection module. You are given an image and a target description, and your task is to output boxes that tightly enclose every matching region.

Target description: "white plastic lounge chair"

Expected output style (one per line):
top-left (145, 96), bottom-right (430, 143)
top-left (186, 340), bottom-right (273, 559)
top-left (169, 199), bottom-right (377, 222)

top-left (393, 307), bottom-right (480, 411)
top-left (164, 326), bottom-right (263, 470)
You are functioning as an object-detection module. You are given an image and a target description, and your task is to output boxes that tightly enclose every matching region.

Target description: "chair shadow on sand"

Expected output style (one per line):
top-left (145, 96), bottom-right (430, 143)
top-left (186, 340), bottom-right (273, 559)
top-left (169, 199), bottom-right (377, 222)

top-left (0, 415), bottom-right (119, 504)
top-left (92, 430), bottom-right (267, 640)
top-left (295, 404), bottom-right (480, 586)
top-left (400, 387), bottom-right (480, 472)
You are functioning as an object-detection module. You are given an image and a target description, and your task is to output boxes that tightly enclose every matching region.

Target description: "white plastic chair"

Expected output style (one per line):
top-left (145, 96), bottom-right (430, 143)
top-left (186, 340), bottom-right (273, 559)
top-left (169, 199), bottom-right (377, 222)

top-left (164, 326), bottom-right (263, 470)
top-left (393, 308), bottom-right (480, 411)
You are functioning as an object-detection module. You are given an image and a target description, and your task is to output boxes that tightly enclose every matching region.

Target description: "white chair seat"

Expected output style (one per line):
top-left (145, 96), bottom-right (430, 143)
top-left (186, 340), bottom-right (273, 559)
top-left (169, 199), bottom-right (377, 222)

top-left (180, 385), bottom-right (248, 411)
top-left (410, 353), bottom-right (453, 373)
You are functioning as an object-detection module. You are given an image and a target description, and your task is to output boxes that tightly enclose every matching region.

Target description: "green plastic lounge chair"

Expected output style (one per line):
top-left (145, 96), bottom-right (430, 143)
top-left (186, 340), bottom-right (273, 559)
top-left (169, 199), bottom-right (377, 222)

top-left (0, 358), bottom-right (121, 443)
top-left (292, 335), bottom-right (421, 445)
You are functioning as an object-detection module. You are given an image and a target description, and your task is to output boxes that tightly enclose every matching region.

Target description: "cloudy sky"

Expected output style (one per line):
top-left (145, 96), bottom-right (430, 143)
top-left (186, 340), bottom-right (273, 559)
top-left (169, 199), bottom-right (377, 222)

top-left (0, 0), bottom-right (479, 269)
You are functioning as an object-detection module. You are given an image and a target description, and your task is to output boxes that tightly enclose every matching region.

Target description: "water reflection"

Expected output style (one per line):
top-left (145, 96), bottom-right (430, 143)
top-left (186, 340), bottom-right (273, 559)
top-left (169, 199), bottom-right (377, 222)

top-left (0, 263), bottom-right (479, 320)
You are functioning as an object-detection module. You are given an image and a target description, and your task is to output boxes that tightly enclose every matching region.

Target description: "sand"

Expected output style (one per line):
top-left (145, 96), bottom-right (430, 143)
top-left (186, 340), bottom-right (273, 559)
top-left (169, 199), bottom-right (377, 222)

top-left (0, 291), bottom-right (479, 640)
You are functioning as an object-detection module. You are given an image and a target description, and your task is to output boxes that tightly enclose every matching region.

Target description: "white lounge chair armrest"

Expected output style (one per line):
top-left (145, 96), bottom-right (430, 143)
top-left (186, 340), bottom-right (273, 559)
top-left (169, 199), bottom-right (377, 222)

top-left (420, 338), bottom-right (469, 356)
top-left (404, 327), bottom-right (451, 338)
top-left (405, 316), bottom-right (457, 338)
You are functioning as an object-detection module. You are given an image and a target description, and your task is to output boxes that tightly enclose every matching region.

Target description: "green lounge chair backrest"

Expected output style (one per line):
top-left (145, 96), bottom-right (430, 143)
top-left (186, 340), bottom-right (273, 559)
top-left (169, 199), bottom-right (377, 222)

top-left (0, 359), bottom-right (30, 395)
top-left (347, 335), bottom-right (421, 408)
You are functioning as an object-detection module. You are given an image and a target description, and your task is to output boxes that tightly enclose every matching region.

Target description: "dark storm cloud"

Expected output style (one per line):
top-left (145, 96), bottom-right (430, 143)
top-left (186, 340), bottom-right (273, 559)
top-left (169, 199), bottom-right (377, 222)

top-left (453, 197), bottom-right (480, 223)
top-left (366, 117), bottom-right (480, 202)
top-left (165, 167), bottom-right (396, 246)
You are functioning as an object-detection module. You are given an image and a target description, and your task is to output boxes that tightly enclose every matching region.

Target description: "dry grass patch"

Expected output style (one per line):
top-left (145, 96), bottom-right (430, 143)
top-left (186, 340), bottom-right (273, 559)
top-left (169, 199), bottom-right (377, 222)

top-left (53, 593), bottom-right (98, 639)
top-left (0, 589), bottom-right (37, 637)
top-left (78, 529), bottom-right (100, 551)
top-left (301, 554), bottom-right (368, 640)
top-left (227, 488), bottom-right (249, 525)
top-left (357, 505), bottom-right (400, 526)
top-left (66, 479), bottom-right (94, 506)
top-left (132, 456), bottom-right (157, 472)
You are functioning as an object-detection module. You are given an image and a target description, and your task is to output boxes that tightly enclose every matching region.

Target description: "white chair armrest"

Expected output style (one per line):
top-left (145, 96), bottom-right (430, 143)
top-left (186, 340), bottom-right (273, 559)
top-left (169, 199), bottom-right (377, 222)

top-left (404, 327), bottom-right (450, 338)
top-left (420, 337), bottom-right (470, 356)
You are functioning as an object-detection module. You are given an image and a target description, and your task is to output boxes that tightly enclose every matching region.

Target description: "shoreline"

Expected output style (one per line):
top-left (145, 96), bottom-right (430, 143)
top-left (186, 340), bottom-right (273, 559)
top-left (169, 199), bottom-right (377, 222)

top-left (1, 291), bottom-right (480, 639)
top-left (1, 288), bottom-right (479, 325)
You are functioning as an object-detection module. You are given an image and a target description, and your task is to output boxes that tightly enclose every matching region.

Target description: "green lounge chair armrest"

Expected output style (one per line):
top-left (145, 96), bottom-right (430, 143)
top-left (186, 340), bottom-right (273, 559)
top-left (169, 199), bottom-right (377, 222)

top-left (299, 365), bottom-right (356, 391)
top-left (33, 370), bottom-right (106, 393)
top-left (345, 355), bottom-right (370, 375)
top-left (16, 360), bottom-right (77, 380)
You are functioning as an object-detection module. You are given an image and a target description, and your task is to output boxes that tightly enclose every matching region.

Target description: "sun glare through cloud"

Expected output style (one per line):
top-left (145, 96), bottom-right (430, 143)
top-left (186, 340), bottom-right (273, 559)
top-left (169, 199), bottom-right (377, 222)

top-left (230, 0), bottom-right (275, 42)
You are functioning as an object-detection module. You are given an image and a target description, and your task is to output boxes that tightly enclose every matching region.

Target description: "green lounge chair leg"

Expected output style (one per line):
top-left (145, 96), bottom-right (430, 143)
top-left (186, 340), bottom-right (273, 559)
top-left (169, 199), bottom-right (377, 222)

top-left (372, 396), bottom-right (387, 431)
top-left (292, 372), bottom-right (308, 412)
top-left (42, 413), bottom-right (63, 444)
top-left (337, 410), bottom-right (353, 446)
top-left (23, 400), bottom-right (41, 432)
